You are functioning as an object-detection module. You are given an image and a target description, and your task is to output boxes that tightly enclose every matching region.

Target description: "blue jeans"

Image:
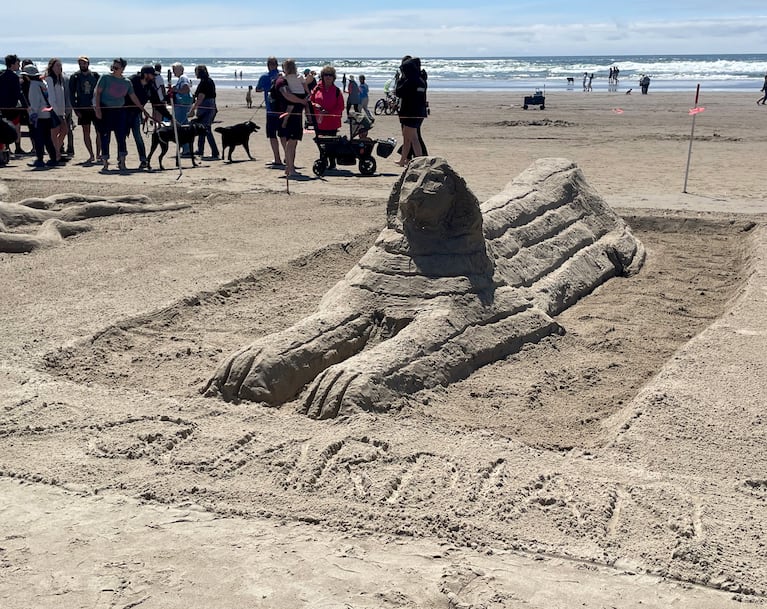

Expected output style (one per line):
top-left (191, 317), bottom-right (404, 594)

top-left (195, 105), bottom-right (219, 157)
top-left (129, 112), bottom-right (147, 163)
top-left (173, 101), bottom-right (190, 154)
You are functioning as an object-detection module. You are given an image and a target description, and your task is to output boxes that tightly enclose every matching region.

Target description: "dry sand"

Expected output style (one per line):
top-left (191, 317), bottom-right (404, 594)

top-left (1, 88), bottom-right (766, 608)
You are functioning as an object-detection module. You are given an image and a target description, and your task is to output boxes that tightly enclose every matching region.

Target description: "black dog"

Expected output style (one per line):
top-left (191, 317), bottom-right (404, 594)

top-left (214, 121), bottom-right (260, 162)
top-left (147, 120), bottom-right (208, 170)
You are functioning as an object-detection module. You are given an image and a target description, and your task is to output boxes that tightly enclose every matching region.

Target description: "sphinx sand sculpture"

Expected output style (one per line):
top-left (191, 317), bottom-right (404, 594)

top-left (205, 157), bottom-right (645, 418)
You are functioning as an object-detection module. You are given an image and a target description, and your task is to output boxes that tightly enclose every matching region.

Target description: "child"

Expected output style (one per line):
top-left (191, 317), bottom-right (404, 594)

top-left (246, 85), bottom-right (253, 109)
top-left (281, 69), bottom-right (309, 128)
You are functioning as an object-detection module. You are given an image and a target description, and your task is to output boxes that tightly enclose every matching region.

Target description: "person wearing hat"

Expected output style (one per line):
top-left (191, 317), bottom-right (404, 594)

top-left (69, 55), bottom-right (100, 163)
top-left (127, 65), bottom-right (167, 169)
top-left (22, 64), bottom-right (58, 168)
top-left (94, 57), bottom-right (153, 171)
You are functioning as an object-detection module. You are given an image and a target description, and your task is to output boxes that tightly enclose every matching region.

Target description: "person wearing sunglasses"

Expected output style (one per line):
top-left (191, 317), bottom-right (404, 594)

top-left (94, 57), bottom-right (152, 171)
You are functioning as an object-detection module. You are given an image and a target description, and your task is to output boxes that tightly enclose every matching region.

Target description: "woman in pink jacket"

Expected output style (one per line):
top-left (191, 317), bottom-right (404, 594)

top-left (309, 65), bottom-right (344, 169)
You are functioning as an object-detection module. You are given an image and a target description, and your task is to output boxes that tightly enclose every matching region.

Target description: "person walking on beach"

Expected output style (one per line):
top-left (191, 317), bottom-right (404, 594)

top-left (69, 56), bottom-right (100, 163)
top-left (582, 72), bottom-right (588, 91)
top-left (256, 56), bottom-right (284, 167)
top-left (246, 85), bottom-right (253, 108)
top-left (758, 73), bottom-right (767, 105)
top-left (639, 74), bottom-right (651, 94)
top-left (587, 73), bottom-right (594, 92)
top-left (395, 56), bottom-right (427, 166)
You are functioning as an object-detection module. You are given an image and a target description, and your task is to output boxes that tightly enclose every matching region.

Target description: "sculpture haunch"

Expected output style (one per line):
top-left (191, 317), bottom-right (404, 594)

top-left (204, 157), bottom-right (645, 418)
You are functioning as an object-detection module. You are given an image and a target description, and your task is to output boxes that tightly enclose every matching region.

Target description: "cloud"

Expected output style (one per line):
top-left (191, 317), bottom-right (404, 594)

top-left (5, 4), bottom-right (767, 57)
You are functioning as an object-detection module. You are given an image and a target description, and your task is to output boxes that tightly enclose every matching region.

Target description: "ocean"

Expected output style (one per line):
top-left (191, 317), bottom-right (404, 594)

top-left (38, 54), bottom-right (767, 94)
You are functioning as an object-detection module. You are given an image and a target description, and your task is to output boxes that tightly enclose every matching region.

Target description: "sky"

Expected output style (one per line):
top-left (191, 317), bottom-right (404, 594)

top-left (5, 1), bottom-right (767, 58)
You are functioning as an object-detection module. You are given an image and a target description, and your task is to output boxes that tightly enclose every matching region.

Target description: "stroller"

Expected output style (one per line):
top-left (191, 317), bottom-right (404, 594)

top-left (312, 111), bottom-right (395, 177)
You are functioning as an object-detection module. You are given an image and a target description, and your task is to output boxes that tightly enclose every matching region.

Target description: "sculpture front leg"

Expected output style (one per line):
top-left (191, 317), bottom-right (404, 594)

top-left (203, 309), bottom-right (375, 404)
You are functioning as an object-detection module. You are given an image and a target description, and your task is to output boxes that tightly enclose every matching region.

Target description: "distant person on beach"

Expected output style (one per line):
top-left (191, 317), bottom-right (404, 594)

top-left (246, 85), bottom-right (253, 108)
top-left (69, 56), bottom-right (100, 163)
top-left (758, 73), bottom-right (767, 105)
top-left (358, 74), bottom-right (370, 117)
top-left (303, 69), bottom-right (317, 93)
top-left (395, 56), bottom-right (427, 166)
top-left (189, 64), bottom-right (220, 159)
top-left (256, 56), bottom-right (284, 167)
top-left (640, 74), bottom-right (651, 94)
top-left (583, 72), bottom-right (588, 91)
top-left (346, 75), bottom-right (360, 115)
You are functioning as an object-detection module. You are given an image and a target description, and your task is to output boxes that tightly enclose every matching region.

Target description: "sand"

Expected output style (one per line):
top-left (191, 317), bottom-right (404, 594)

top-left (1, 88), bottom-right (766, 608)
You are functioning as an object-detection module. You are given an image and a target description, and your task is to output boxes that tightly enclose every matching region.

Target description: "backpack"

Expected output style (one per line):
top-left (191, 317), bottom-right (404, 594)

top-left (268, 76), bottom-right (287, 112)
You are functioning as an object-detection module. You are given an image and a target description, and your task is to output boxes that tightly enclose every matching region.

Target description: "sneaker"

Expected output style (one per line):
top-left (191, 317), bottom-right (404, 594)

top-left (45, 159), bottom-right (57, 167)
top-left (138, 161), bottom-right (148, 170)
top-left (117, 158), bottom-right (127, 171)
top-left (66, 148), bottom-right (75, 155)
top-left (28, 159), bottom-right (46, 168)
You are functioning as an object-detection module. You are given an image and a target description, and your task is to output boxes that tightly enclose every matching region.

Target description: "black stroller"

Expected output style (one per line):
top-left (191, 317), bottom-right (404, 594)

top-left (312, 111), bottom-right (395, 177)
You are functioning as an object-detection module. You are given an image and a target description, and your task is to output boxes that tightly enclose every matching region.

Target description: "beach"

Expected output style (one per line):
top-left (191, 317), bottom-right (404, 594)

top-left (1, 89), bottom-right (766, 608)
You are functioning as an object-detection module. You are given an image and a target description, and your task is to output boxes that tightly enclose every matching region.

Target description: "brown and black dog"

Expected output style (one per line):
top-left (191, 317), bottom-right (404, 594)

top-left (214, 121), bottom-right (260, 162)
top-left (147, 119), bottom-right (208, 170)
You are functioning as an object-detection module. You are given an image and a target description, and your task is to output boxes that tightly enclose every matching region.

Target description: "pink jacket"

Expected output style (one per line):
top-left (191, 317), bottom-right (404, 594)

top-left (310, 83), bottom-right (344, 131)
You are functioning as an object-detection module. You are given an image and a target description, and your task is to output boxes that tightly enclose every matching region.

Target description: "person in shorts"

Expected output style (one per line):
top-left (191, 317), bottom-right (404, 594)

top-left (69, 56), bottom-right (100, 162)
top-left (255, 56), bottom-right (284, 167)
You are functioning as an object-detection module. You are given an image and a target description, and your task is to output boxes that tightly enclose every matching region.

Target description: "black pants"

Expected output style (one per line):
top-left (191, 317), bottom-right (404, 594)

top-left (31, 117), bottom-right (56, 162)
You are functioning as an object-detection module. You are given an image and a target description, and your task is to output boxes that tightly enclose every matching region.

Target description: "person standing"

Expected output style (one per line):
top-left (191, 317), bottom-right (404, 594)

top-left (275, 58), bottom-right (309, 178)
top-left (310, 65), bottom-right (344, 169)
top-left (22, 64), bottom-right (57, 168)
top-left (0, 54), bottom-right (29, 155)
top-left (94, 57), bottom-right (152, 171)
top-left (395, 56), bottom-right (427, 166)
top-left (758, 73), bottom-right (767, 105)
top-left (255, 56), bottom-right (284, 167)
top-left (169, 62), bottom-right (193, 155)
top-left (189, 64), bottom-right (220, 159)
top-left (127, 66), bottom-right (165, 169)
top-left (346, 75), bottom-right (360, 116)
top-left (358, 74), bottom-right (370, 118)
top-left (44, 58), bottom-right (68, 163)
top-left (69, 55), bottom-right (100, 163)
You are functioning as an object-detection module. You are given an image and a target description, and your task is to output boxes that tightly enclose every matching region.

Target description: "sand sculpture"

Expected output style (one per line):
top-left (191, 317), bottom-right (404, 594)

top-left (0, 193), bottom-right (190, 253)
top-left (205, 157), bottom-right (645, 418)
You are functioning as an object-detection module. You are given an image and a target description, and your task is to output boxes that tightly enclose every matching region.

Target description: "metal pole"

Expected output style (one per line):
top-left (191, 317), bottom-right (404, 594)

top-left (683, 84), bottom-right (700, 193)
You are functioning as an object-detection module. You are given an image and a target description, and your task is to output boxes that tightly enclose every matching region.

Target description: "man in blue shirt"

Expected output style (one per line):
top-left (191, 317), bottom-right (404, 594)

top-left (255, 56), bottom-right (284, 167)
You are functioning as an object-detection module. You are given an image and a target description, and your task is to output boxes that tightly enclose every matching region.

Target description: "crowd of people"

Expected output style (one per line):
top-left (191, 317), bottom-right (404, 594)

top-left (1, 52), bottom-right (431, 175)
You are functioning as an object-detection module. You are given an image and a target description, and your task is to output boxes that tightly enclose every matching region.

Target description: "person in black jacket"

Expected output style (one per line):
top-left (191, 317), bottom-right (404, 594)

top-left (395, 56), bottom-right (427, 166)
top-left (0, 54), bottom-right (29, 154)
top-left (127, 66), bottom-right (169, 169)
top-left (189, 65), bottom-right (220, 159)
